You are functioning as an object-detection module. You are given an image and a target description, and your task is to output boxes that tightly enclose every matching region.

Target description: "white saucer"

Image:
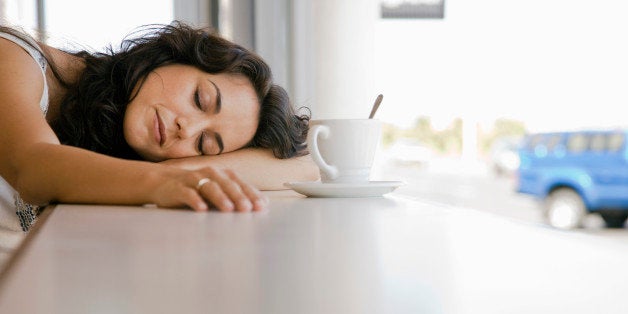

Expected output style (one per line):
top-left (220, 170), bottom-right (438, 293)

top-left (284, 181), bottom-right (404, 198)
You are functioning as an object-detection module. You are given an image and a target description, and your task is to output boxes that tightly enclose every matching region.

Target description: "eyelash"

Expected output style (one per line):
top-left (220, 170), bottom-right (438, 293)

top-left (197, 132), bottom-right (205, 155)
top-left (194, 90), bottom-right (203, 110)
top-left (195, 89), bottom-right (206, 155)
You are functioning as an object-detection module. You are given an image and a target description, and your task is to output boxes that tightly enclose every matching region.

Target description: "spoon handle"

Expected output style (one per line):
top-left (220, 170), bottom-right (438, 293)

top-left (369, 94), bottom-right (383, 119)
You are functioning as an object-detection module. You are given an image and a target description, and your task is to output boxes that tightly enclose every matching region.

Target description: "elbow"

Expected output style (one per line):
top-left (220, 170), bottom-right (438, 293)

top-left (14, 173), bottom-right (53, 206)
top-left (296, 154), bottom-right (320, 182)
top-left (304, 159), bottom-right (320, 182)
top-left (14, 184), bottom-right (51, 207)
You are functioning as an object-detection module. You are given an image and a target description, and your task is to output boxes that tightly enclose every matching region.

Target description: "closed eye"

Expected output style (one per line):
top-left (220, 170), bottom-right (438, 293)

top-left (194, 89), bottom-right (202, 110)
top-left (197, 132), bottom-right (205, 155)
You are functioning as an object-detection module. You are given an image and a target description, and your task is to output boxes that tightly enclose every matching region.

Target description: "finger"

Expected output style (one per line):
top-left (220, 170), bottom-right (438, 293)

top-left (199, 180), bottom-right (235, 212)
top-left (204, 168), bottom-right (253, 212)
top-left (219, 179), bottom-right (253, 212)
top-left (225, 169), bottom-right (268, 211)
top-left (183, 189), bottom-right (209, 212)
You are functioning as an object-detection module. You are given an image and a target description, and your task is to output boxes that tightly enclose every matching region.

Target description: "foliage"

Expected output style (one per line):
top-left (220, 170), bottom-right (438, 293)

top-left (382, 116), bottom-right (527, 156)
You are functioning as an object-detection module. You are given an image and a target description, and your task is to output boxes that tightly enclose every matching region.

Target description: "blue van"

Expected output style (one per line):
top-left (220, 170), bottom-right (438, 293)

top-left (516, 129), bottom-right (628, 229)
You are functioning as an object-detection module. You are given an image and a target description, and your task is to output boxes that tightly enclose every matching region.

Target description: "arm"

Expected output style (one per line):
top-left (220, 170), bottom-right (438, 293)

top-left (0, 38), bottom-right (263, 212)
top-left (161, 148), bottom-right (320, 190)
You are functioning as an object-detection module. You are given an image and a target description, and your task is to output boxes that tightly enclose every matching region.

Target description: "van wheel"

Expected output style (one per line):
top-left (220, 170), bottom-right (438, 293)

top-left (598, 210), bottom-right (628, 228)
top-left (545, 188), bottom-right (586, 229)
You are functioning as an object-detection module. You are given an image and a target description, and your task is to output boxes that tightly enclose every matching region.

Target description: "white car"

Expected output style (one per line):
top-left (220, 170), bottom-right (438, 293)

top-left (489, 137), bottom-right (522, 176)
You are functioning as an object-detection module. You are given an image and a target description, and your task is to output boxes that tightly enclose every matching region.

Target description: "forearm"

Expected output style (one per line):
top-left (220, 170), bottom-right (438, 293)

top-left (14, 143), bottom-right (168, 205)
top-left (162, 148), bottom-right (320, 190)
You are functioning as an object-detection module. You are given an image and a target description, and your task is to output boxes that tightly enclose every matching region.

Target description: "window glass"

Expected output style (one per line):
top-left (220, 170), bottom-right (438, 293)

top-left (567, 134), bottom-right (589, 153)
top-left (607, 133), bottom-right (625, 152)
top-left (545, 134), bottom-right (563, 152)
top-left (526, 135), bottom-right (544, 151)
top-left (44, 0), bottom-right (173, 51)
top-left (0, 0), bottom-right (38, 34)
top-left (589, 133), bottom-right (606, 152)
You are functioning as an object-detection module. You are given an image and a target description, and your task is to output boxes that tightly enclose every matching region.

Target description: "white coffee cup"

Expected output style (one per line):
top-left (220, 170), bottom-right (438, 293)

top-left (307, 119), bottom-right (382, 183)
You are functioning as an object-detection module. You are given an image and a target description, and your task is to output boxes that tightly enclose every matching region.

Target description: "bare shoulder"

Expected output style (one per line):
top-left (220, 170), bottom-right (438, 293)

top-left (0, 37), bottom-right (46, 115)
top-left (0, 37), bottom-right (45, 103)
top-left (0, 37), bottom-right (58, 152)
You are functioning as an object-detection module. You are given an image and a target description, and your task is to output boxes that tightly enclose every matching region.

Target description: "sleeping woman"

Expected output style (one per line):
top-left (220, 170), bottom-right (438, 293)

top-left (0, 22), bottom-right (318, 264)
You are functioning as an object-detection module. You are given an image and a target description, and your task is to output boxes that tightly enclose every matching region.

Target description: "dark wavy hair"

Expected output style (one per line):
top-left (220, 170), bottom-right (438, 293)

top-left (4, 22), bottom-right (309, 159)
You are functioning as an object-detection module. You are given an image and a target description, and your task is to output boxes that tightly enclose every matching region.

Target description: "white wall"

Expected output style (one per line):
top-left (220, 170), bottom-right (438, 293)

top-left (291, 0), bottom-right (380, 119)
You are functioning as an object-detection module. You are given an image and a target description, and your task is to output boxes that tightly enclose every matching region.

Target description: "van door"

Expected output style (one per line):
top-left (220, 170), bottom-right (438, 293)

top-left (588, 132), bottom-right (628, 209)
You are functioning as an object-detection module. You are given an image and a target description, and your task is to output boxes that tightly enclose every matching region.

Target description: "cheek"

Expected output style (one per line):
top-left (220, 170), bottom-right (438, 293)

top-left (163, 141), bottom-right (195, 159)
top-left (122, 104), bottom-right (143, 144)
top-left (122, 109), bottom-right (135, 143)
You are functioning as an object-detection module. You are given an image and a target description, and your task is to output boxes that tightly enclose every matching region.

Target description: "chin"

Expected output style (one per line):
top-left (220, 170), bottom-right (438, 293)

top-left (134, 149), bottom-right (162, 162)
top-left (144, 154), bottom-right (165, 162)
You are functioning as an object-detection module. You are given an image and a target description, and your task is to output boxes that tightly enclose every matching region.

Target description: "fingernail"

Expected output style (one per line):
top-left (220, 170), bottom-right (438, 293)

top-left (198, 203), bottom-right (208, 212)
top-left (239, 200), bottom-right (253, 212)
top-left (222, 200), bottom-right (234, 212)
top-left (254, 199), bottom-right (267, 210)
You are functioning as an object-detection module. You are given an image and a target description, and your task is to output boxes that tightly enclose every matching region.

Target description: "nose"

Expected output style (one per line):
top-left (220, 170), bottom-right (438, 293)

top-left (175, 115), bottom-right (211, 139)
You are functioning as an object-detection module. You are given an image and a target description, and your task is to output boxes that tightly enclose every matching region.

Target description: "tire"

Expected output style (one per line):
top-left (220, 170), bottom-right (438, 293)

top-left (598, 210), bottom-right (628, 228)
top-left (545, 188), bottom-right (586, 230)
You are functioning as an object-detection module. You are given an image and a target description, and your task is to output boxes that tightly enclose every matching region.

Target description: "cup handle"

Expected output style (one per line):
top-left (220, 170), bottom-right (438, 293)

top-left (307, 125), bottom-right (338, 180)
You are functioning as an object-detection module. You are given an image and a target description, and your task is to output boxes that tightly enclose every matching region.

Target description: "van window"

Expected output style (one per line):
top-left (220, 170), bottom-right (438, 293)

top-left (546, 134), bottom-right (563, 152)
top-left (526, 135), bottom-right (544, 151)
top-left (567, 134), bottom-right (588, 153)
top-left (608, 133), bottom-right (625, 152)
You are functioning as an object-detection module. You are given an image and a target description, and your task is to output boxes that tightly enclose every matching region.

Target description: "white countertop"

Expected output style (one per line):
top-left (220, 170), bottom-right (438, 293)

top-left (1, 190), bottom-right (627, 314)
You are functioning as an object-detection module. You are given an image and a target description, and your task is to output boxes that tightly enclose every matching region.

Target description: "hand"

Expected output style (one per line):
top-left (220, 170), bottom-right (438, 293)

top-left (152, 166), bottom-right (268, 212)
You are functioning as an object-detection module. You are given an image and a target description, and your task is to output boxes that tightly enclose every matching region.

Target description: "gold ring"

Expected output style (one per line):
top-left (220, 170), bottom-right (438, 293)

top-left (196, 178), bottom-right (212, 191)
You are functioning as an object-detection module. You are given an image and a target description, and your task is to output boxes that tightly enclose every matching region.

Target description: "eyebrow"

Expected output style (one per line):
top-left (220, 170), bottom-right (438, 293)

top-left (207, 79), bottom-right (224, 154)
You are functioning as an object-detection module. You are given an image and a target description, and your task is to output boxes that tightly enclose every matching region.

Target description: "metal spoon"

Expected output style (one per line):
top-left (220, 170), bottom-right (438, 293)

top-left (369, 94), bottom-right (383, 119)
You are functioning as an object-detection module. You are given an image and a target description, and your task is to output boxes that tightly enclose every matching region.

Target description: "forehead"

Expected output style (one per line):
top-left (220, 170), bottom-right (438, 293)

top-left (208, 72), bottom-right (261, 118)
top-left (209, 72), bottom-right (257, 101)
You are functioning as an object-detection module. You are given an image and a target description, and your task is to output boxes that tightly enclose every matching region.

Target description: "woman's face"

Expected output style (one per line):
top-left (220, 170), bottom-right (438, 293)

top-left (124, 64), bottom-right (260, 162)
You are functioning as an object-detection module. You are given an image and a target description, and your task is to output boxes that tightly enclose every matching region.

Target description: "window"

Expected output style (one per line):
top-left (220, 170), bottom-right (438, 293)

top-left (526, 135), bottom-right (544, 151)
top-left (0, 0), bottom-right (39, 35)
top-left (607, 133), bottom-right (625, 152)
top-left (545, 134), bottom-right (563, 152)
top-left (589, 134), bottom-right (606, 152)
top-left (43, 0), bottom-right (173, 51)
top-left (567, 134), bottom-right (588, 153)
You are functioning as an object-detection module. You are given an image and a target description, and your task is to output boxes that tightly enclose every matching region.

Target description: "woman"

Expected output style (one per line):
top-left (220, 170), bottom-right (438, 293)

top-left (0, 22), bottom-right (318, 261)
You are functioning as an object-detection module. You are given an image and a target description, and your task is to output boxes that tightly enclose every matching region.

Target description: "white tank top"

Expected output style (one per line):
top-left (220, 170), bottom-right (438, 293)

top-left (0, 31), bottom-right (50, 268)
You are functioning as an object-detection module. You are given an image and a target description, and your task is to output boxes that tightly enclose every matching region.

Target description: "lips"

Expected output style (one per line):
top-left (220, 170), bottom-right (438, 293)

top-left (154, 110), bottom-right (166, 146)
